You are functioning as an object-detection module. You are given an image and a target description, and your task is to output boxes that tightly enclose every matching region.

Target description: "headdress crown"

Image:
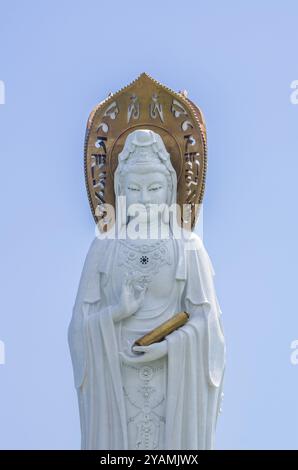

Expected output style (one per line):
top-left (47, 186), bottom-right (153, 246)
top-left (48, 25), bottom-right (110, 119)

top-left (118, 129), bottom-right (170, 166)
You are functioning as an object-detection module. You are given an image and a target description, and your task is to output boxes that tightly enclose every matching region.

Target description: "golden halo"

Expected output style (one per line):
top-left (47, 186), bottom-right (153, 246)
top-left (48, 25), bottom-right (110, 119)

top-left (84, 73), bottom-right (207, 231)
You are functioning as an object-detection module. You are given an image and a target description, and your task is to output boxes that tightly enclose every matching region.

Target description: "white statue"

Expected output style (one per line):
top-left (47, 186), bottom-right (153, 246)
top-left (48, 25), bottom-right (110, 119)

top-left (68, 129), bottom-right (226, 450)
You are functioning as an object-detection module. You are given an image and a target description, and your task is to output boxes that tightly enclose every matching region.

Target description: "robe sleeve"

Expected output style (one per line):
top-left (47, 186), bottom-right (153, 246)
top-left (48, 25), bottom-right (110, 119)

top-left (68, 237), bottom-right (102, 389)
top-left (176, 233), bottom-right (226, 387)
top-left (68, 237), bottom-right (128, 447)
top-left (181, 234), bottom-right (226, 388)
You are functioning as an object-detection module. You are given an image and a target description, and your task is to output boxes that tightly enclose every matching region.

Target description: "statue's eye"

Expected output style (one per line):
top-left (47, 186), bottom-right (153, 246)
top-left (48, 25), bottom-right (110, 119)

top-left (128, 186), bottom-right (140, 191)
top-left (149, 186), bottom-right (162, 192)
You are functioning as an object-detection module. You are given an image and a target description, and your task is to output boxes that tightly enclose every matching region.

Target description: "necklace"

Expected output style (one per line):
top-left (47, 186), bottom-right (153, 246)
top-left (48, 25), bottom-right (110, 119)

top-left (117, 239), bottom-right (172, 286)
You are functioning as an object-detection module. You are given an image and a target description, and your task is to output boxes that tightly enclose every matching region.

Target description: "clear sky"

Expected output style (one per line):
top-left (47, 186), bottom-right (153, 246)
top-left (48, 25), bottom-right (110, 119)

top-left (0, 0), bottom-right (297, 449)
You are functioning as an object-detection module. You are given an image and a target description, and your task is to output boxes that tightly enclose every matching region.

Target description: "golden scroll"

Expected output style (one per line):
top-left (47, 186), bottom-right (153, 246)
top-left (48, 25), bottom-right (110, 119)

top-left (133, 311), bottom-right (190, 347)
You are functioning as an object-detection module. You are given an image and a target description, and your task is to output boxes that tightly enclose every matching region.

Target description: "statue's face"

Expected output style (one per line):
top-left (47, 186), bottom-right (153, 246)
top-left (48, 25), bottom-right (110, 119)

top-left (123, 169), bottom-right (168, 223)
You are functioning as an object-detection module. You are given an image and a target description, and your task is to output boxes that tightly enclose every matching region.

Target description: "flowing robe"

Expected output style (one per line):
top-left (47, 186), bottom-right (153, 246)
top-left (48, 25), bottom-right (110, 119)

top-left (68, 232), bottom-right (226, 450)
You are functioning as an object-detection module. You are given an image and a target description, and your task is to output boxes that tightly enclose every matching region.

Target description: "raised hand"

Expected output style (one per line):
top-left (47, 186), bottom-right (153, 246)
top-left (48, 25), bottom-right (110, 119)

top-left (112, 274), bottom-right (148, 323)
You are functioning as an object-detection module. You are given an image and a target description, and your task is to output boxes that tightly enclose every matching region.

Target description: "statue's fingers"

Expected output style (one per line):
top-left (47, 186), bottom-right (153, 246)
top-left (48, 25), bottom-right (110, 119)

top-left (125, 278), bottom-right (134, 295)
top-left (131, 345), bottom-right (148, 353)
top-left (134, 283), bottom-right (144, 293)
top-left (137, 286), bottom-right (147, 301)
top-left (141, 351), bottom-right (159, 362)
top-left (122, 278), bottom-right (130, 293)
top-left (143, 345), bottom-right (167, 361)
top-left (125, 277), bottom-right (132, 287)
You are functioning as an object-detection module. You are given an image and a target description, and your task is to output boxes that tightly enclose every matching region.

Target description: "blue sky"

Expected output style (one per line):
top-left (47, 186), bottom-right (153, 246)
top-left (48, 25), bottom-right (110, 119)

top-left (0, 0), bottom-right (297, 449)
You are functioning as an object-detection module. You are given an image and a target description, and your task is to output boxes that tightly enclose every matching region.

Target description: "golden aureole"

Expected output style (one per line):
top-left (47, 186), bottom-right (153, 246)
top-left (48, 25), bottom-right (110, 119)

top-left (84, 72), bottom-right (207, 231)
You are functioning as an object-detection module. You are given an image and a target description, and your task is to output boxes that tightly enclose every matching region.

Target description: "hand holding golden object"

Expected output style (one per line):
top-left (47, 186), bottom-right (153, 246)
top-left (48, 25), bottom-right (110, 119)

top-left (133, 311), bottom-right (190, 347)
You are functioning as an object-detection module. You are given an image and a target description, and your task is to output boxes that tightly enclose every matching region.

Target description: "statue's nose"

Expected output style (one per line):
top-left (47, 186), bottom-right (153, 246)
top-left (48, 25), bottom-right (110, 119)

top-left (140, 189), bottom-right (150, 205)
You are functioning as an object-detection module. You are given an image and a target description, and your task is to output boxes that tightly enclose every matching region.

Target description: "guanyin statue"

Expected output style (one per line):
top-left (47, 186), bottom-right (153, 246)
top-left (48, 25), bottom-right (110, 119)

top-left (68, 74), bottom-right (226, 450)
